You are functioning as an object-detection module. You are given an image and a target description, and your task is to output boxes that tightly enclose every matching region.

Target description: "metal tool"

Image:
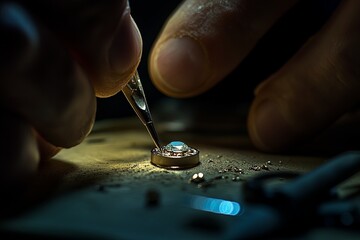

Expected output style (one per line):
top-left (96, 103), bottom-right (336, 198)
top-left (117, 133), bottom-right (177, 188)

top-left (225, 151), bottom-right (360, 239)
top-left (122, 71), bottom-right (161, 149)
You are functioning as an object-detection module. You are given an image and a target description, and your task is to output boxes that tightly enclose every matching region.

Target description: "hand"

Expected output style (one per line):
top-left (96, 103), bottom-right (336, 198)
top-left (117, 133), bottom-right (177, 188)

top-left (0, 1), bottom-right (142, 184)
top-left (149, 0), bottom-right (360, 152)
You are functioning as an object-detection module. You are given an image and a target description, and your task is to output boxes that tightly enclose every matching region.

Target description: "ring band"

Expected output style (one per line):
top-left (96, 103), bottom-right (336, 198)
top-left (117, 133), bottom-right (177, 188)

top-left (151, 141), bottom-right (200, 169)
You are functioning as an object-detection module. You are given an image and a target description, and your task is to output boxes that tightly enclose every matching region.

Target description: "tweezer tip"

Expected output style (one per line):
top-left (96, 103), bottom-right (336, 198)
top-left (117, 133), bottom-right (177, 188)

top-left (146, 122), bottom-right (162, 149)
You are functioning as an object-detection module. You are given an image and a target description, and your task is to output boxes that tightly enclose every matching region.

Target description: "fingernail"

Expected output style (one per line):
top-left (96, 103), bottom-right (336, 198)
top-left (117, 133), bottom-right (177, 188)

top-left (153, 37), bottom-right (208, 94)
top-left (250, 99), bottom-right (295, 152)
top-left (109, 11), bottom-right (142, 77)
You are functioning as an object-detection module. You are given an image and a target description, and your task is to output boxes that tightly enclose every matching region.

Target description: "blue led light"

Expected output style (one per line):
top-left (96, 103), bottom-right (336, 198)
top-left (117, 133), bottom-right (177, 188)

top-left (188, 195), bottom-right (241, 216)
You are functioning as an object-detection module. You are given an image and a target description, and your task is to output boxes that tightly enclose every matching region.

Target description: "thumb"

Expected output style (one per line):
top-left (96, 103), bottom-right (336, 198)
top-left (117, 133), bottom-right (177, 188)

top-left (149, 0), bottom-right (298, 98)
top-left (248, 0), bottom-right (360, 152)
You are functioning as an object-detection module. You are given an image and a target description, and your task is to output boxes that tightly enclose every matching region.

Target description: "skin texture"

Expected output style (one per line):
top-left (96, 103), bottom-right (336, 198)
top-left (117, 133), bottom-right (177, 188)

top-left (0, 1), bottom-right (142, 184)
top-left (149, 0), bottom-right (360, 152)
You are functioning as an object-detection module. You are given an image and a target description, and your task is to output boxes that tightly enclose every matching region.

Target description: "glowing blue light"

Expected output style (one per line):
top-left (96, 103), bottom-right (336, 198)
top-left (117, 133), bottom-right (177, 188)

top-left (188, 195), bottom-right (241, 216)
top-left (219, 201), bottom-right (235, 215)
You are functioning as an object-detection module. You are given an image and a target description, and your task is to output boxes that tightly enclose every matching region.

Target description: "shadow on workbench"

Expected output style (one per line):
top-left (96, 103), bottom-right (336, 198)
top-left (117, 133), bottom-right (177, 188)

top-left (0, 117), bottom-right (359, 239)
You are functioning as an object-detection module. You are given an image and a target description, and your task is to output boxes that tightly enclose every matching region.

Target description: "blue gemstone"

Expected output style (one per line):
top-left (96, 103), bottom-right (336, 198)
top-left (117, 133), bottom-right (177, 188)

top-left (165, 141), bottom-right (189, 152)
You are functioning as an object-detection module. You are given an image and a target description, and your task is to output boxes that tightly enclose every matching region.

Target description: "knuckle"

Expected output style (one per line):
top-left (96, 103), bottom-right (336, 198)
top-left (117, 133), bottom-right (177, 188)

top-left (327, 39), bottom-right (360, 96)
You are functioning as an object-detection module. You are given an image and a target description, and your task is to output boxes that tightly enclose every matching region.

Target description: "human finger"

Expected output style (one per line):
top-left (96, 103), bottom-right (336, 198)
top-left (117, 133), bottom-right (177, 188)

top-left (248, 0), bottom-right (360, 152)
top-left (149, 0), bottom-right (298, 98)
top-left (0, 3), bottom-right (96, 148)
top-left (0, 112), bottom-right (39, 185)
top-left (19, 0), bottom-right (143, 97)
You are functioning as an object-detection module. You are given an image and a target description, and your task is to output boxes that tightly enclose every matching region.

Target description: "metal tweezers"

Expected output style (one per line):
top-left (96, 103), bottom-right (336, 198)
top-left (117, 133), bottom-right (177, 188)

top-left (122, 71), bottom-right (161, 150)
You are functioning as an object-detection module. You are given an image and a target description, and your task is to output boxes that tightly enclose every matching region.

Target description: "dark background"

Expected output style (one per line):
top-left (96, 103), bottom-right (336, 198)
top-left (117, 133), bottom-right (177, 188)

top-left (95, 0), bottom-right (341, 122)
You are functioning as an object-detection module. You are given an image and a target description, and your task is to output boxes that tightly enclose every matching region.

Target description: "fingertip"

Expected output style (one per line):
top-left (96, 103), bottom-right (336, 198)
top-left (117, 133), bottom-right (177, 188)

top-left (150, 37), bottom-right (210, 98)
top-left (36, 133), bottom-right (62, 161)
top-left (248, 98), bottom-right (297, 152)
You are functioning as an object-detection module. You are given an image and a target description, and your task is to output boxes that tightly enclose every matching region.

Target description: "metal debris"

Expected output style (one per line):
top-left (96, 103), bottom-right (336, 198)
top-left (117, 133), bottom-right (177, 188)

top-left (232, 176), bottom-right (242, 182)
top-left (189, 172), bottom-right (205, 184)
top-left (218, 166), bottom-right (245, 174)
top-left (233, 167), bottom-right (244, 174)
top-left (197, 175), bottom-right (226, 188)
top-left (250, 165), bottom-right (261, 171)
top-left (261, 164), bottom-right (269, 170)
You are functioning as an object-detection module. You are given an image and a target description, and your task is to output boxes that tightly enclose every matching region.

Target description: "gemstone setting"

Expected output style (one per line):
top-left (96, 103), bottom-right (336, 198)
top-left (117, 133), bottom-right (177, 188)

top-left (151, 141), bottom-right (200, 169)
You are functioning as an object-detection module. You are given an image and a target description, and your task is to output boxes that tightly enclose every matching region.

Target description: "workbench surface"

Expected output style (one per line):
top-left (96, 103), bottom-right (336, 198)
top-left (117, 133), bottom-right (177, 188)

top-left (1, 117), bottom-right (359, 239)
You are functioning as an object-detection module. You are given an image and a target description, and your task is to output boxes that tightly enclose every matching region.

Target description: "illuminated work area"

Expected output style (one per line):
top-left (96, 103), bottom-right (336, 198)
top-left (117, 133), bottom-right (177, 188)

top-left (1, 0), bottom-right (360, 239)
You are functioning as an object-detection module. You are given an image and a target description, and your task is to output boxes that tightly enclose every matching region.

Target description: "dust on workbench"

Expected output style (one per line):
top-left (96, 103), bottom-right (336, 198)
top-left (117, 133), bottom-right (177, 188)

top-left (31, 118), bottom-right (326, 199)
top-left (0, 117), bottom-right (330, 219)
